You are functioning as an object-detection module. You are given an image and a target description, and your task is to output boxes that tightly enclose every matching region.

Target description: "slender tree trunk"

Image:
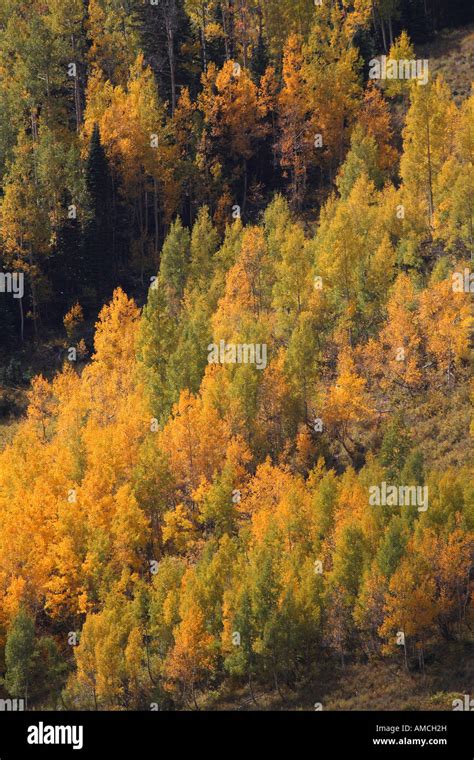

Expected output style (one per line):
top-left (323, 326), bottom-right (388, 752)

top-left (380, 17), bottom-right (387, 52)
top-left (153, 178), bottom-right (160, 267)
top-left (371, 1), bottom-right (377, 36)
top-left (228, 0), bottom-right (235, 59)
top-left (248, 672), bottom-right (258, 705)
top-left (166, 24), bottom-right (176, 114)
top-left (242, 159), bottom-right (248, 217)
top-left (425, 117), bottom-right (434, 230)
top-left (28, 248), bottom-right (39, 338)
top-left (31, 109), bottom-right (39, 142)
top-left (273, 668), bottom-right (284, 699)
top-left (192, 681), bottom-right (199, 711)
top-left (18, 295), bottom-right (24, 343)
top-left (71, 34), bottom-right (82, 131)
top-left (111, 173), bottom-right (118, 277)
top-left (418, 644), bottom-right (425, 674)
top-left (200, 9), bottom-right (207, 73)
top-left (222, 4), bottom-right (229, 59)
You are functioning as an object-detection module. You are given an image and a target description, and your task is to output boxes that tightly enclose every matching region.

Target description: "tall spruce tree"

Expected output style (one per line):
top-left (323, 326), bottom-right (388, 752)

top-left (82, 124), bottom-right (114, 301)
top-left (160, 217), bottom-right (191, 305)
top-left (4, 609), bottom-right (36, 707)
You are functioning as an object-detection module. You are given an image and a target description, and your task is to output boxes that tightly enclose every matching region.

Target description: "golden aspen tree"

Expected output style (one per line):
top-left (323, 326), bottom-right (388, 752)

top-left (164, 602), bottom-right (216, 708)
top-left (198, 60), bottom-right (269, 213)
top-left (323, 352), bottom-right (374, 465)
top-left (364, 273), bottom-right (423, 394)
top-left (302, 5), bottom-right (362, 181)
top-left (277, 33), bottom-right (312, 209)
top-left (382, 31), bottom-right (416, 98)
top-left (380, 552), bottom-right (438, 670)
top-left (418, 277), bottom-right (471, 382)
top-left (400, 76), bottom-right (456, 234)
top-left (358, 82), bottom-right (398, 175)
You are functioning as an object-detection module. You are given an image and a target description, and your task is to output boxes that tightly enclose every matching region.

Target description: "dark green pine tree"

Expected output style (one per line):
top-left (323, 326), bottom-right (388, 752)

top-left (376, 515), bottom-right (408, 580)
top-left (82, 124), bottom-right (114, 302)
top-left (0, 284), bottom-right (18, 349)
top-left (159, 217), bottom-right (191, 304)
top-left (3, 608), bottom-right (36, 707)
top-left (135, 0), bottom-right (192, 114)
top-left (50, 196), bottom-right (83, 320)
top-left (379, 414), bottom-right (412, 482)
top-left (250, 12), bottom-right (269, 79)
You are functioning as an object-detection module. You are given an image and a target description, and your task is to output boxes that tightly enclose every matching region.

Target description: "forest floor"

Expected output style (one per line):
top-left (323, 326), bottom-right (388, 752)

top-left (416, 24), bottom-right (474, 103)
top-left (204, 641), bottom-right (474, 711)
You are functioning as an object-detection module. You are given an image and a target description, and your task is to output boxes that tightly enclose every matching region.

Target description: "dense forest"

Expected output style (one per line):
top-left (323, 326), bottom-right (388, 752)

top-left (0, 0), bottom-right (472, 711)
